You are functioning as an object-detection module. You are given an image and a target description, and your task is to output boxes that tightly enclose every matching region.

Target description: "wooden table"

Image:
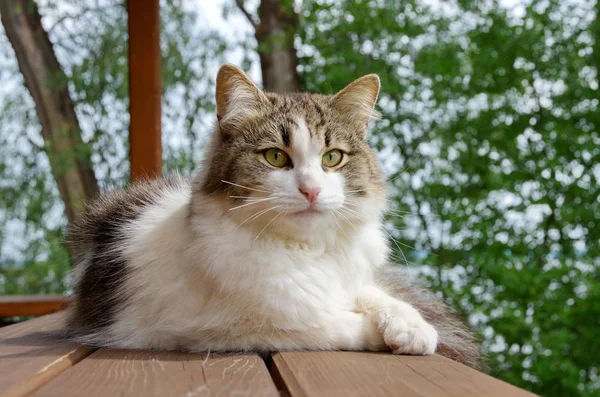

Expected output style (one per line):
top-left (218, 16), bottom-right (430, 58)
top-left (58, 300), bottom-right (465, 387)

top-left (0, 313), bottom-right (537, 397)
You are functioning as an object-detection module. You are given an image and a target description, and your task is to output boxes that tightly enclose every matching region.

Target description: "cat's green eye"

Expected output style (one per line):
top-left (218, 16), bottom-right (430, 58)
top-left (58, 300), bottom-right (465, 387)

top-left (322, 149), bottom-right (343, 167)
top-left (264, 149), bottom-right (289, 167)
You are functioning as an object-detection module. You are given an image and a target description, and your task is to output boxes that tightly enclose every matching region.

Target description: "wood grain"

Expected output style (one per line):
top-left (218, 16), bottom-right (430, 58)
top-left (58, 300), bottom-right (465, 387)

top-left (0, 295), bottom-right (70, 318)
top-left (271, 351), bottom-right (539, 397)
top-left (33, 349), bottom-right (279, 397)
top-left (0, 312), bottom-right (92, 397)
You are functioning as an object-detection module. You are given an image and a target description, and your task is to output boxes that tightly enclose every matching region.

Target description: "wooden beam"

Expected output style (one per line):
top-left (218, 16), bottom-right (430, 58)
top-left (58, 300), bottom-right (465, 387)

top-left (127, 0), bottom-right (162, 182)
top-left (0, 295), bottom-right (70, 318)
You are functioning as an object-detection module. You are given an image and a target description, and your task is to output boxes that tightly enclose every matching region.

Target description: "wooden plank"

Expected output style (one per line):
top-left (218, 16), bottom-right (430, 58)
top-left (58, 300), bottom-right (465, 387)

top-left (0, 295), bottom-right (70, 317)
top-left (33, 349), bottom-right (279, 397)
top-left (128, 0), bottom-right (162, 181)
top-left (271, 351), bottom-right (538, 397)
top-left (0, 312), bottom-right (92, 397)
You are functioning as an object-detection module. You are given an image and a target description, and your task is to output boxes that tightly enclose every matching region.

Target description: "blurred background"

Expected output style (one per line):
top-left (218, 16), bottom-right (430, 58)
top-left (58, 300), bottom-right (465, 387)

top-left (0, 0), bottom-right (598, 395)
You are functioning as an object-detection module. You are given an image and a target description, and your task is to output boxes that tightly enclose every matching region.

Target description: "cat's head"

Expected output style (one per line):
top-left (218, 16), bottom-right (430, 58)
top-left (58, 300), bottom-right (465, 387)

top-left (198, 64), bottom-right (387, 238)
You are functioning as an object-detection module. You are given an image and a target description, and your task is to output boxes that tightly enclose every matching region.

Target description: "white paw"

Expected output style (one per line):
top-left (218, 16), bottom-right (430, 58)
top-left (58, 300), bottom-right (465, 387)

top-left (378, 304), bottom-right (438, 355)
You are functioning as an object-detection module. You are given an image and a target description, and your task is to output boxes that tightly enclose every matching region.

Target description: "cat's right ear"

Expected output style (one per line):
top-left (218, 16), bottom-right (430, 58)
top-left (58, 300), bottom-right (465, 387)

top-left (216, 64), bottom-right (268, 126)
top-left (332, 74), bottom-right (380, 136)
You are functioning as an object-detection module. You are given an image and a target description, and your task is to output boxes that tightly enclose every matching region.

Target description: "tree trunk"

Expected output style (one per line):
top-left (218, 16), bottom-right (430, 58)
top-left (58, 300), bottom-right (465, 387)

top-left (1, 0), bottom-right (98, 224)
top-left (237, 0), bottom-right (300, 92)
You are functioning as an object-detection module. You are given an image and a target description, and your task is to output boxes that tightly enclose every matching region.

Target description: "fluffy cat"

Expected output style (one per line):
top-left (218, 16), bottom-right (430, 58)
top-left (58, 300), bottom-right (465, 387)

top-left (66, 64), bottom-right (481, 368)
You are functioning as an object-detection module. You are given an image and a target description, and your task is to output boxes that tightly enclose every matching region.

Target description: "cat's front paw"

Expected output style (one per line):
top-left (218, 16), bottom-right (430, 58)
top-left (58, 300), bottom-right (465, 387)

top-left (378, 304), bottom-right (438, 355)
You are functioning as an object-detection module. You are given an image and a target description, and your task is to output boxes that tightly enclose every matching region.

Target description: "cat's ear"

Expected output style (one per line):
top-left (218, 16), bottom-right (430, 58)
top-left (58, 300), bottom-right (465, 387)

top-left (332, 74), bottom-right (380, 133)
top-left (216, 64), bottom-right (268, 126)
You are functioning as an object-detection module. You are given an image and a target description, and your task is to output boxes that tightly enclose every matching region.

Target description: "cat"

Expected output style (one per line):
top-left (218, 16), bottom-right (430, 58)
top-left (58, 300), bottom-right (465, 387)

top-left (66, 64), bottom-right (482, 368)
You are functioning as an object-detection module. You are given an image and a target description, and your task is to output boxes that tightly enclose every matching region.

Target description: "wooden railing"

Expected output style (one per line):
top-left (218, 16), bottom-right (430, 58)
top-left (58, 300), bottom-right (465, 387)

top-left (0, 295), bottom-right (69, 319)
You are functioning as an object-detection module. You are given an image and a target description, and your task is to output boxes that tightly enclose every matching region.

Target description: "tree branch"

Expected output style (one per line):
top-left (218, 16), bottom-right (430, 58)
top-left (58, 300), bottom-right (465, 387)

top-left (47, 5), bottom-right (116, 35)
top-left (235, 0), bottom-right (258, 31)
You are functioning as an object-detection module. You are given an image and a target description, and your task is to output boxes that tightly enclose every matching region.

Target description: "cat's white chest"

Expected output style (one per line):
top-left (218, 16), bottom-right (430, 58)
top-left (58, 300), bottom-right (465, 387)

top-left (199, 223), bottom-right (388, 330)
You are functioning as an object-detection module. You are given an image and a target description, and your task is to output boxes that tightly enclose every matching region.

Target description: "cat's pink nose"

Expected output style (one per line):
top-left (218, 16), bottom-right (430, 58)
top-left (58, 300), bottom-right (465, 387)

top-left (299, 186), bottom-right (321, 202)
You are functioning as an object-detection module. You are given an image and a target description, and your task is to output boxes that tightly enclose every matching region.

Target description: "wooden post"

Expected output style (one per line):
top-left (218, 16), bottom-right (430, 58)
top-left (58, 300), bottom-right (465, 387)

top-left (128, 0), bottom-right (162, 182)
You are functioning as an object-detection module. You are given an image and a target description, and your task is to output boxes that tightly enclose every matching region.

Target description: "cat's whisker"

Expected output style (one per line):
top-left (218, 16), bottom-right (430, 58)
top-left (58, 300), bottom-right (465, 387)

top-left (388, 251), bottom-right (414, 266)
top-left (381, 230), bottom-right (419, 252)
top-left (221, 180), bottom-right (271, 193)
top-left (229, 197), bottom-right (278, 204)
top-left (339, 206), bottom-right (417, 266)
top-left (238, 205), bottom-right (283, 228)
top-left (387, 152), bottom-right (424, 184)
top-left (388, 208), bottom-right (415, 213)
top-left (343, 200), bottom-right (418, 218)
top-left (342, 201), bottom-right (366, 209)
top-left (344, 189), bottom-right (366, 194)
top-left (386, 208), bottom-right (418, 216)
top-left (229, 197), bottom-right (279, 211)
top-left (342, 199), bottom-right (373, 208)
top-left (383, 211), bottom-right (410, 219)
top-left (342, 202), bottom-right (410, 220)
top-left (330, 210), bottom-right (346, 237)
top-left (339, 206), bottom-right (367, 221)
top-left (229, 195), bottom-right (276, 200)
top-left (384, 213), bottom-right (411, 219)
top-left (382, 230), bottom-right (418, 266)
top-left (378, 227), bottom-right (412, 267)
top-left (343, 196), bottom-right (365, 201)
top-left (387, 168), bottom-right (409, 184)
top-left (335, 208), bottom-right (358, 232)
top-left (235, 199), bottom-right (279, 205)
top-left (255, 211), bottom-right (284, 240)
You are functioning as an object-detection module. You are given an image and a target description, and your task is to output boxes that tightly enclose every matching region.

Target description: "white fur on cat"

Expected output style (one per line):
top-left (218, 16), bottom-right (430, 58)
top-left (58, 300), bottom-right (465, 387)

top-left (85, 118), bottom-right (438, 354)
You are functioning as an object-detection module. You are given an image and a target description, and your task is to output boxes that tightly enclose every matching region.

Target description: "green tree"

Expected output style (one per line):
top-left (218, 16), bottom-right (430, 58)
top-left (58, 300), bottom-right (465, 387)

top-left (298, 0), bottom-right (599, 395)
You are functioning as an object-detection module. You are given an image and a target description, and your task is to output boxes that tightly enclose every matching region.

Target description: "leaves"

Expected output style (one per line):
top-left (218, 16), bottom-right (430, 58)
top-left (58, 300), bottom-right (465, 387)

top-left (299, 0), bottom-right (599, 395)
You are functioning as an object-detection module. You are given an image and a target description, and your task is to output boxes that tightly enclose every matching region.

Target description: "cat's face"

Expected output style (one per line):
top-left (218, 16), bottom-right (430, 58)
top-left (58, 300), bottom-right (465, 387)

top-left (199, 65), bottom-right (387, 237)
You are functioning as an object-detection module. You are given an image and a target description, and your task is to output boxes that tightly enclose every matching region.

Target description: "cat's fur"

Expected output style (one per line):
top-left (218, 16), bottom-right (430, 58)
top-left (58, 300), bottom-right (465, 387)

top-left (66, 64), bottom-right (482, 368)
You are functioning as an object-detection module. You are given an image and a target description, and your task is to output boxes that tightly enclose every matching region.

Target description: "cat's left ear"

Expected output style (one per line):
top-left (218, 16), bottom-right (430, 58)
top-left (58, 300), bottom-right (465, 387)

top-left (215, 64), bottom-right (268, 127)
top-left (332, 74), bottom-right (381, 135)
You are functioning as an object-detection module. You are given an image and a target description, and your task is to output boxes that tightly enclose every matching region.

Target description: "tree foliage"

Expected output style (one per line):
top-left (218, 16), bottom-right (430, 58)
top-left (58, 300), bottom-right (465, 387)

top-left (298, 0), bottom-right (599, 395)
